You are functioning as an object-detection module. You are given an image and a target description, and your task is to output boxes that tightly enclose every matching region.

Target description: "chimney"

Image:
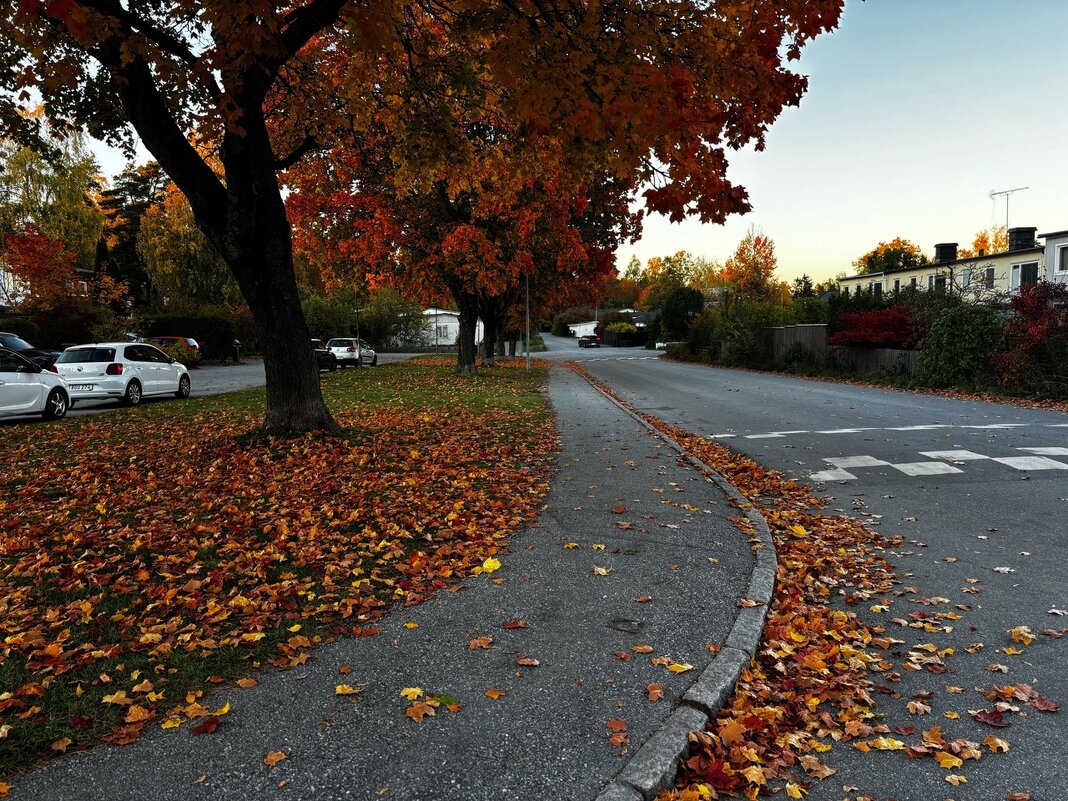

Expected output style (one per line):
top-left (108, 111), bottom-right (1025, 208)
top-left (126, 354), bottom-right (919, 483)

top-left (1008, 227), bottom-right (1037, 252)
top-left (934, 242), bottom-right (958, 264)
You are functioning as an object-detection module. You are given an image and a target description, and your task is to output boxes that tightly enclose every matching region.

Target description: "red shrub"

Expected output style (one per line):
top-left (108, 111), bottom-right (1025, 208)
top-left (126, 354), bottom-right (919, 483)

top-left (828, 305), bottom-right (917, 349)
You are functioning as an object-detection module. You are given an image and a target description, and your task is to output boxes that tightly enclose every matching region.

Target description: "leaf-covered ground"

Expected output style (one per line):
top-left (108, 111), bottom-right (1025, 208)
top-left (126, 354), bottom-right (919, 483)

top-left (0, 361), bottom-right (555, 779)
top-left (568, 363), bottom-right (1061, 801)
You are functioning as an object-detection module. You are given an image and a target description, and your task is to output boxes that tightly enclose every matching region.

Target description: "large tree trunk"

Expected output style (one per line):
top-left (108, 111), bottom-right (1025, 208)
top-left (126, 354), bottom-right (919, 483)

top-left (480, 295), bottom-right (500, 368)
top-left (454, 290), bottom-right (479, 375)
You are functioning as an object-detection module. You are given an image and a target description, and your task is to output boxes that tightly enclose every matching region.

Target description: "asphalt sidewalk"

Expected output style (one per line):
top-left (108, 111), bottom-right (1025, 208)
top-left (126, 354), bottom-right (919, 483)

top-left (14, 367), bottom-right (767, 801)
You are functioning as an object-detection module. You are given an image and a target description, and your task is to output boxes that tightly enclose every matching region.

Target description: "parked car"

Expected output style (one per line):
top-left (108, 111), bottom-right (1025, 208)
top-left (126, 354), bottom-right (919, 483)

top-left (578, 334), bottom-right (600, 348)
top-left (53, 342), bottom-right (191, 406)
top-left (0, 347), bottom-right (70, 420)
top-left (311, 339), bottom-right (337, 371)
top-left (325, 337), bottom-right (378, 367)
top-left (0, 332), bottom-right (61, 367)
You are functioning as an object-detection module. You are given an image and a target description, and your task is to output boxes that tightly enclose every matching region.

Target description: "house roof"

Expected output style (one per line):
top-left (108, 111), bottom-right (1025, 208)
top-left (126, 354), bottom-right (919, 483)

top-left (839, 245), bottom-right (1045, 282)
top-left (1039, 230), bottom-right (1068, 239)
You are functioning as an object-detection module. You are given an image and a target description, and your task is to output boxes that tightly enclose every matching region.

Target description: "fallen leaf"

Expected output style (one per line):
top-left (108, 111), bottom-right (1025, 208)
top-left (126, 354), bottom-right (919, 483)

top-left (646, 684), bottom-right (664, 702)
top-left (634, 595), bottom-right (653, 603)
top-left (335, 685), bottom-right (362, 696)
top-left (516, 657), bottom-right (540, 667)
top-left (468, 636), bottom-right (493, 650)
top-left (51, 737), bottom-right (73, 753)
top-left (405, 702), bottom-right (435, 722)
top-left (612, 505), bottom-right (627, 514)
top-left (484, 689), bottom-right (506, 700)
top-left (264, 751), bottom-right (287, 767)
top-left (236, 678), bottom-right (259, 689)
top-left (973, 709), bottom-right (1010, 727)
top-left (592, 566), bottom-right (612, 576)
top-left (934, 752), bottom-right (962, 769)
top-left (399, 687), bottom-right (423, 701)
top-left (502, 619), bottom-right (528, 629)
top-left (983, 735), bottom-right (1010, 753)
top-left (631, 644), bottom-right (654, 654)
top-left (945, 775), bottom-right (967, 787)
top-left (191, 716), bottom-right (220, 735)
top-left (667, 662), bottom-right (694, 674)
top-left (480, 557), bottom-right (502, 574)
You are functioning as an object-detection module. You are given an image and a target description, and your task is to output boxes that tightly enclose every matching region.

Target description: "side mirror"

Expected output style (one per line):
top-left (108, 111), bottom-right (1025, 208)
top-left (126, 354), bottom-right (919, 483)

top-left (168, 357), bottom-right (176, 364)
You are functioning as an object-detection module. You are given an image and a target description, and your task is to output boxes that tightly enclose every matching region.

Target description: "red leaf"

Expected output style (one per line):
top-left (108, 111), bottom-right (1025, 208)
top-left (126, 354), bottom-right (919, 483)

top-left (191, 716), bottom-right (220, 735)
top-left (973, 709), bottom-right (1010, 727)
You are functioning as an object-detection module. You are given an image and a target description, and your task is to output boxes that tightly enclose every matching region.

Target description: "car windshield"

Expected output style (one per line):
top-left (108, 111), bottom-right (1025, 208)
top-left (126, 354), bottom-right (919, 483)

top-left (327, 339), bottom-right (352, 347)
top-left (0, 334), bottom-right (32, 351)
top-left (57, 347), bottom-right (117, 363)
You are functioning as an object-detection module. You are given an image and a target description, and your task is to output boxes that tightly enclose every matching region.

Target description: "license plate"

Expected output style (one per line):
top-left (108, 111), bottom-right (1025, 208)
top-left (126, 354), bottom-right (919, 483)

top-left (70, 384), bottom-right (93, 391)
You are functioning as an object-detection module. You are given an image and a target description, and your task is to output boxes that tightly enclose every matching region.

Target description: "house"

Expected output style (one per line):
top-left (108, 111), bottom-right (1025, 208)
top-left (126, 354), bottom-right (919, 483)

top-left (422, 307), bottom-right (484, 347)
top-left (838, 227), bottom-right (1051, 299)
top-left (1041, 229), bottom-right (1068, 284)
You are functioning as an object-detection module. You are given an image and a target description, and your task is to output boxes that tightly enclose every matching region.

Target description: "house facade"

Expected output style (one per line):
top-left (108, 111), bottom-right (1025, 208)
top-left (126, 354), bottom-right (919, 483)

top-left (1041, 229), bottom-right (1068, 284)
top-left (422, 307), bottom-right (484, 348)
top-left (838, 227), bottom-right (1050, 300)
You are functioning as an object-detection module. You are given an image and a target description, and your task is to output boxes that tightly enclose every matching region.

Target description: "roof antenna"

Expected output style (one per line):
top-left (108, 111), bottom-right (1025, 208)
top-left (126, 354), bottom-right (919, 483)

top-left (989, 186), bottom-right (1029, 231)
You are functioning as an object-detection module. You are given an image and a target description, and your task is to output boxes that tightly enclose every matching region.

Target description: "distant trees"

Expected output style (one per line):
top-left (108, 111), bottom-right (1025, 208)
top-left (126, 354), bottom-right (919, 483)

top-left (854, 237), bottom-right (928, 274)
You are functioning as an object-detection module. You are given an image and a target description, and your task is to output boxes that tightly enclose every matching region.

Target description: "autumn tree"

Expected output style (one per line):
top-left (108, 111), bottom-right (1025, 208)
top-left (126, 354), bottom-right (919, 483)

top-left (97, 162), bottom-right (167, 303)
top-left (689, 256), bottom-right (727, 293)
top-left (854, 237), bottom-right (928, 274)
top-left (637, 252), bottom-right (697, 311)
top-left (791, 274), bottom-right (816, 298)
top-left (958, 225), bottom-right (1008, 258)
top-left (723, 227), bottom-right (779, 300)
top-left (2, 1), bottom-right (841, 429)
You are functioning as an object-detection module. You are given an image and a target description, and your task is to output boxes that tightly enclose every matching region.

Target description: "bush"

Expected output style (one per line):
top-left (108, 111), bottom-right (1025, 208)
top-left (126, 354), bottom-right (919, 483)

top-left (916, 304), bottom-right (1001, 389)
top-left (827, 305), bottom-right (917, 349)
top-left (661, 287), bottom-right (704, 339)
top-left (0, 316), bottom-right (40, 342)
top-left (154, 342), bottom-right (203, 368)
top-left (604, 321), bottom-right (637, 334)
top-left (782, 341), bottom-right (819, 368)
top-left (145, 313), bottom-right (235, 360)
top-left (302, 294), bottom-right (354, 342)
top-left (993, 281), bottom-right (1068, 397)
top-left (551, 316), bottom-right (572, 337)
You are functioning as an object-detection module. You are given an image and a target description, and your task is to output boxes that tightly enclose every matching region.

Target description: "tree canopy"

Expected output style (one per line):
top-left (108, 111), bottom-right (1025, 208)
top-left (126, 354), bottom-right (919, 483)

top-left (854, 237), bottom-right (928, 274)
top-left (1, 0), bottom-right (844, 430)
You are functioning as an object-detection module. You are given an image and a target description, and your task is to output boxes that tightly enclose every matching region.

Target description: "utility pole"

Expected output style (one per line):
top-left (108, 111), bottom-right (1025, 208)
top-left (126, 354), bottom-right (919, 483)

top-left (989, 186), bottom-right (1029, 232)
top-left (525, 273), bottom-right (531, 372)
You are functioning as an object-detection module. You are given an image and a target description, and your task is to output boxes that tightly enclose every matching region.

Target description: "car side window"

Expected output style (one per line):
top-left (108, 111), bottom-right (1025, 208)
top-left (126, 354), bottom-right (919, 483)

top-left (144, 346), bottom-right (169, 363)
top-left (0, 352), bottom-right (26, 372)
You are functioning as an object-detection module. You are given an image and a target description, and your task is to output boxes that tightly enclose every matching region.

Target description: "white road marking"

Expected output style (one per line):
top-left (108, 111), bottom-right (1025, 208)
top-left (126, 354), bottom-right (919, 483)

top-left (1017, 447), bottom-right (1068, 456)
top-left (815, 428), bottom-right (879, 434)
top-left (809, 468), bottom-right (857, 481)
top-left (887, 425), bottom-right (951, 431)
top-left (891, 462), bottom-right (965, 476)
top-left (959, 423), bottom-right (1028, 429)
top-left (746, 430), bottom-right (810, 439)
top-left (919, 450), bottom-right (991, 461)
top-left (992, 456), bottom-right (1068, 470)
top-left (824, 455), bottom-right (891, 468)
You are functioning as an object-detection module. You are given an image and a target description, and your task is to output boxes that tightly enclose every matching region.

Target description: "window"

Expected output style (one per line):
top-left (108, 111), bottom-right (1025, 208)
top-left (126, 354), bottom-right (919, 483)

top-left (961, 270), bottom-right (971, 289)
top-left (841, 286), bottom-right (849, 297)
top-left (910, 277), bottom-right (917, 288)
top-left (1011, 261), bottom-right (1040, 290)
top-left (985, 267), bottom-right (996, 289)
top-left (436, 326), bottom-right (449, 339)
top-left (893, 279), bottom-right (901, 292)
top-left (1057, 244), bottom-right (1068, 273)
top-left (928, 274), bottom-right (947, 291)
top-left (871, 282), bottom-right (882, 297)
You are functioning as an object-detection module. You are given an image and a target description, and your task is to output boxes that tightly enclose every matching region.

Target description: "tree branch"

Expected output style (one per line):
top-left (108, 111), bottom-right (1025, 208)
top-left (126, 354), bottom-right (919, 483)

top-left (274, 135), bottom-right (321, 171)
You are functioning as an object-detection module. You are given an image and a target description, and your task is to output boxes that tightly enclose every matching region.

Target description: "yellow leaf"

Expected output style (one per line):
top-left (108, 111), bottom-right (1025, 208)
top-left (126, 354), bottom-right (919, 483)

top-left (945, 775), bottom-right (967, 787)
top-left (1002, 646), bottom-right (1024, 655)
top-left (592, 544), bottom-right (605, 550)
top-left (288, 624), bottom-right (302, 633)
top-left (211, 702), bottom-right (231, 716)
top-left (983, 735), bottom-right (1010, 753)
top-left (789, 524), bottom-right (808, 538)
top-left (934, 752), bottom-right (963, 769)
top-left (335, 685), bottom-right (362, 696)
top-left (125, 705), bottom-right (153, 723)
top-left (667, 662), bottom-right (694, 673)
top-left (564, 542), bottom-right (579, 549)
top-left (741, 765), bottom-right (766, 785)
top-left (404, 622), bottom-right (419, 630)
top-left (161, 718), bottom-right (183, 730)
top-left (944, 711), bottom-right (960, 719)
top-left (592, 566), bottom-right (612, 576)
top-left (869, 737), bottom-right (905, 751)
top-left (399, 687), bottom-right (423, 701)
top-left (1008, 625), bottom-right (1035, 645)
top-left (785, 783), bottom-right (808, 799)
top-left (241, 632), bottom-right (266, 643)
top-left (0, 782), bottom-right (12, 798)
top-left (481, 557), bottom-right (502, 574)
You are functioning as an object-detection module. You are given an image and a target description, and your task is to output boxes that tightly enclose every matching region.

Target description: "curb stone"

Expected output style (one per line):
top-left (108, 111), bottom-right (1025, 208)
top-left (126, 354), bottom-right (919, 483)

top-left (572, 367), bottom-right (777, 801)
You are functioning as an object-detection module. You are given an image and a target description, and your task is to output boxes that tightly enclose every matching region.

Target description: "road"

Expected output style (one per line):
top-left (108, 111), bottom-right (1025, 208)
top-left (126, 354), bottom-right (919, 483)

top-left (541, 334), bottom-right (1066, 801)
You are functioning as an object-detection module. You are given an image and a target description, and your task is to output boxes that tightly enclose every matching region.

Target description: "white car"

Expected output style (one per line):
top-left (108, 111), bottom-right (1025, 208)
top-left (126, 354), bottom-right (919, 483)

top-left (53, 342), bottom-right (191, 406)
top-left (0, 347), bottom-right (70, 420)
top-left (325, 337), bottom-right (377, 367)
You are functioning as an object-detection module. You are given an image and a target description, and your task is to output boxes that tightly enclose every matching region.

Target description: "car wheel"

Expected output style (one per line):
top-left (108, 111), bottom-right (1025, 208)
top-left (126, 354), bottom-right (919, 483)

top-left (371, 355), bottom-right (378, 367)
top-left (328, 358), bottom-right (337, 372)
top-left (123, 380), bottom-right (143, 406)
top-left (175, 374), bottom-right (191, 399)
top-left (42, 388), bottom-right (68, 420)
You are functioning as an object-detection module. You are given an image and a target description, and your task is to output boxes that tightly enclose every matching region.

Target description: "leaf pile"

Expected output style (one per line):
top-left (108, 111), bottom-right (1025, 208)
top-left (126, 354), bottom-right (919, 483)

top-left (567, 364), bottom-right (1059, 800)
top-left (0, 363), bottom-right (554, 775)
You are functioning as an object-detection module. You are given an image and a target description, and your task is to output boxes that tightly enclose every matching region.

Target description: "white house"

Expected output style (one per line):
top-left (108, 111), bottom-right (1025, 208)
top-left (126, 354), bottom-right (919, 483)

top-left (423, 307), bottom-right (484, 348)
top-left (568, 320), bottom-right (598, 337)
top-left (1041, 229), bottom-right (1068, 284)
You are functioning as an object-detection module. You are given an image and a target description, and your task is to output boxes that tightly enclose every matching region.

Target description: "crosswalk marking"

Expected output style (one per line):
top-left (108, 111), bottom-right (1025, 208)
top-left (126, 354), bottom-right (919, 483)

top-left (919, 450), bottom-right (990, 461)
top-left (891, 462), bottom-right (964, 476)
top-left (991, 456), bottom-right (1068, 470)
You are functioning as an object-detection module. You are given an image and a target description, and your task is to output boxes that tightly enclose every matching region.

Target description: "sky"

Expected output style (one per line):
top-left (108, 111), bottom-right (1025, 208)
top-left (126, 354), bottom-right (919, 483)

top-left (615, 0), bottom-right (1068, 283)
top-left (92, 0), bottom-right (1068, 286)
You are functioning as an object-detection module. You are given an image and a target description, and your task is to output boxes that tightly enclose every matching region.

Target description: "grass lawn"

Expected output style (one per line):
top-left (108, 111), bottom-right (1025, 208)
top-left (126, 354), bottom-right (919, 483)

top-left (0, 360), bottom-right (555, 777)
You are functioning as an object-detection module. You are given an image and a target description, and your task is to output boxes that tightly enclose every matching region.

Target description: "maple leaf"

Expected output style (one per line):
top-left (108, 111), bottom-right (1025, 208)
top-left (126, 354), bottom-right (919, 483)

top-left (564, 542), bottom-right (579, 550)
top-left (502, 619), bottom-right (528, 629)
top-left (945, 775), bottom-right (967, 786)
top-left (191, 717), bottom-right (220, 735)
top-left (479, 557), bottom-right (502, 574)
top-left (236, 678), bottom-right (259, 689)
top-left (161, 718), bottom-right (182, 730)
top-left (972, 709), bottom-right (1010, 727)
top-left (51, 737), bottom-right (73, 753)
top-left (468, 636), bottom-right (493, 650)
top-left (934, 752), bottom-right (962, 770)
top-left (785, 783), bottom-right (808, 799)
top-left (983, 735), bottom-right (1010, 753)
top-left (646, 684), bottom-right (664, 702)
top-left (516, 657), bottom-right (540, 666)
top-left (406, 702), bottom-right (436, 722)
top-left (631, 644), bottom-right (654, 654)
top-left (634, 595), bottom-right (653, 603)
top-left (124, 705), bottom-right (154, 724)
top-left (667, 662), bottom-right (694, 674)
top-left (612, 505), bottom-right (627, 514)
top-left (0, 782), bottom-right (11, 798)
top-left (592, 566), bottom-right (612, 576)
top-left (335, 685), bottom-right (362, 696)
top-left (399, 688), bottom-right (423, 701)
top-left (718, 718), bottom-right (746, 746)
top-left (484, 689), bottom-right (506, 700)
top-left (264, 751), bottom-right (287, 767)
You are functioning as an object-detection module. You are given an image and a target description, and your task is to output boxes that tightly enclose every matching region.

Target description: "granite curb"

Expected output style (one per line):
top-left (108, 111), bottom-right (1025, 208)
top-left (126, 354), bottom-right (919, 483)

top-left (575, 369), bottom-right (777, 801)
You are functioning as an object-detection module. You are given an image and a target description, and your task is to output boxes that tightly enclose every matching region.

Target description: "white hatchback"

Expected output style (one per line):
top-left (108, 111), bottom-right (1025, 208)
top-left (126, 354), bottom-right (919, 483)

top-left (54, 342), bottom-right (191, 406)
top-left (0, 347), bottom-right (70, 420)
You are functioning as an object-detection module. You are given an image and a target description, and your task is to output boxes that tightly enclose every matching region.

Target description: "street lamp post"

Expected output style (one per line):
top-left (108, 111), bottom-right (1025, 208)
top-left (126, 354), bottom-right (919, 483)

top-left (525, 273), bottom-right (531, 372)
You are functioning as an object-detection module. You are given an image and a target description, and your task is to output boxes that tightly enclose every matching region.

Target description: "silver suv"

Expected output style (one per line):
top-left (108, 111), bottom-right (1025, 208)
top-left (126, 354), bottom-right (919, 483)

top-left (325, 338), bottom-right (377, 367)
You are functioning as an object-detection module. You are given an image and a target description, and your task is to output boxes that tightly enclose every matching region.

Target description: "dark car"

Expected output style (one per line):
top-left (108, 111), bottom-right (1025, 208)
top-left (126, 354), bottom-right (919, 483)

top-left (311, 339), bottom-right (337, 372)
top-left (577, 334), bottom-right (600, 348)
top-left (0, 332), bottom-right (61, 367)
